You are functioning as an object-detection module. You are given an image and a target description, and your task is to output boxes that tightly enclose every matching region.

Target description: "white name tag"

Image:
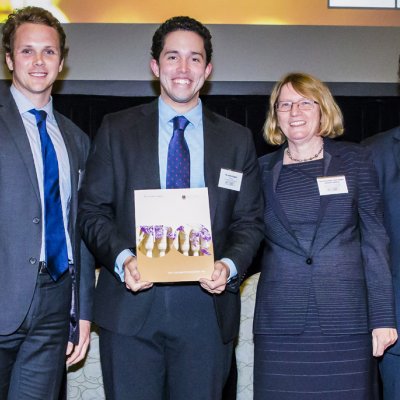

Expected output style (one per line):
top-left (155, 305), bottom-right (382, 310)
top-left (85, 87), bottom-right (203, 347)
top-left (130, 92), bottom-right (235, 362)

top-left (317, 175), bottom-right (348, 196)
top-left (218, 168), bottom-right (243, 191)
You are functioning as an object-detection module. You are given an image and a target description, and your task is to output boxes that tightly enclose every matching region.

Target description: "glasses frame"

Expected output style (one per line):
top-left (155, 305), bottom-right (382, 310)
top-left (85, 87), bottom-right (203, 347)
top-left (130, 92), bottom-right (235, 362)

top-left (275, 99), bottom-right (319, 112)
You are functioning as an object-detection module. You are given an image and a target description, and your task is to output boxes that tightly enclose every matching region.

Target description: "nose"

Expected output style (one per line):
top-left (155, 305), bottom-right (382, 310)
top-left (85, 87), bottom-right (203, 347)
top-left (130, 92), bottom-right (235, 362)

top-left (33, 53), bottom-right (44, 66)
top-left (178, 59), bottom-right (188, 73)
top-left (290, 102), bottom-right (301, 116)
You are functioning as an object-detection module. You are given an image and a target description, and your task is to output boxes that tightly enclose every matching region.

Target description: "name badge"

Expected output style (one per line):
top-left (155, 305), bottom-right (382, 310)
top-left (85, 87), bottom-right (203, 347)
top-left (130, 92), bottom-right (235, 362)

top-left (218, 168), bottom-right (243, 191)
top-left (317, 175), bottom-right (348, 196)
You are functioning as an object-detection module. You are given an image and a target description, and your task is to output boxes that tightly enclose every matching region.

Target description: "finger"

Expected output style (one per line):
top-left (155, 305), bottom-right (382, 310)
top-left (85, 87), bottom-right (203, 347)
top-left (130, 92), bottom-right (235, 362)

top-left (199, 281), bottom-right (210, 291)
top-left (211, 268), bottom-right (222, 281)
top-left (125, 266), bottom-right (139, 282)
top-left (390, 330), bottom-right (398, 345)
top-left (66, 341), bottom-right (74, 356)
top-left (124, 274), bottom-right (138, 290)
top-left (214, 261), bottom-right (229, 274)
top-left (130, 281), bottom-right (153, 292)
top-left (68, 340), bottom-right (90, 366)
top-left (200, 278), bottom-right (215, 290)
top-left (131, 268), bottom-right (141, 281)
top-left (137, 282), bottom-right (153, 291)
top-left (372, 334), bottom-right (378, 357)
top-left (200, 280), bottom-right (215, 292)
top-left (374, 336), bottom-right (385, 357)
top-left (200, 280), bottom-right (224, 294)
top-left (67, 347), bottom-right (81, 366)
top-left (211, 275), bottom-right (227, 291)
top-left (125, 269), bottom-right (152, 292)
top-left (384, 334), bottom-right (396, 350)
top-left (124, 258), bottom-right (141, 281)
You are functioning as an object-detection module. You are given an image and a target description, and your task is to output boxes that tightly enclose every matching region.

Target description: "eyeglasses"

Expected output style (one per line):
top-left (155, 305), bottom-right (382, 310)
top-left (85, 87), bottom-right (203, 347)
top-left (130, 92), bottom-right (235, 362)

top-left (275, 99), bottom-right (319, 112)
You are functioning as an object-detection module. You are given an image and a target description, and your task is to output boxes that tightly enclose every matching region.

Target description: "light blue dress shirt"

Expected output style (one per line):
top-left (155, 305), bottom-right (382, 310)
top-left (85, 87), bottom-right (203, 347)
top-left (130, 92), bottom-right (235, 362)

top-left (158, 97), bottom-right (205, 189)
top-left (11, 85), bottom-right (73, 263)
top-left (115, 97), bottom-right (236, 281)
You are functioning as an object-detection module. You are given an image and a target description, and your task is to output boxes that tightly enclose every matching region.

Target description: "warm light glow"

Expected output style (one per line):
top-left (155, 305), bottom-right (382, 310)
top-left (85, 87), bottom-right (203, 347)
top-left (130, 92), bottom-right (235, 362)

top-left (0, 0), bottom-right (399, 26)
top-left (1, 0), bottom-right (69, 22)
top-left (250, 18), bottom-right (289, 26)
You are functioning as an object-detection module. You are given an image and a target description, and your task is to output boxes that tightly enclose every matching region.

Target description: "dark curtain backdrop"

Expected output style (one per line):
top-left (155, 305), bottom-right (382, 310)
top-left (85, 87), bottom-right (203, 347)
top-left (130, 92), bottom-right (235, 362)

top-left (55, 93), bottom-right (399, 400)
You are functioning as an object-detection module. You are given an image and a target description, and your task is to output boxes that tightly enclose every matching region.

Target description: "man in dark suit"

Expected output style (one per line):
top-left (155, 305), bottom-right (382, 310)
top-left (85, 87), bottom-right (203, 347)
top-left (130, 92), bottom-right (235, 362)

top-left (364, 122), bottom-right (400, 398)
top-left (79, 16), bottom-right (263, 400)
top-left (0, 7), bottom-right (93, 399)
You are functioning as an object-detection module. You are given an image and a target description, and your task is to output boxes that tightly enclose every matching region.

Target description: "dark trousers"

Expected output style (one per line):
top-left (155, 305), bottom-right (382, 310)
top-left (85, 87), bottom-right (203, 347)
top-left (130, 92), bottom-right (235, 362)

top-left (379, 352), bottom-right (400, 400)
top-left (99, 284), bottom-right (233, 400)
top-left (0, 271), bottom-right (72, 400)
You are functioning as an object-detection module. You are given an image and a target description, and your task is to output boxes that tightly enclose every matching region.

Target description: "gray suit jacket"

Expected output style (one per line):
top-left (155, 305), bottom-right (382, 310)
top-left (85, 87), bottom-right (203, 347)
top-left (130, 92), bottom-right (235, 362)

top-left (0, 89), bottom-right (94, 343)
top-left (254, 138), bottom-right (395, 335)
top-left (79, 99), bottom-right (264, 343)
top-left (364, 127), bottom-right (400, 354)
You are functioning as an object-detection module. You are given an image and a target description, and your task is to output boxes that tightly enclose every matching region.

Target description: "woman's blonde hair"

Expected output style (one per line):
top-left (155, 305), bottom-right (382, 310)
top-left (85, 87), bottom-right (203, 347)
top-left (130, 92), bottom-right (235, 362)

top-left (264, 72), bottom-right (344, 145)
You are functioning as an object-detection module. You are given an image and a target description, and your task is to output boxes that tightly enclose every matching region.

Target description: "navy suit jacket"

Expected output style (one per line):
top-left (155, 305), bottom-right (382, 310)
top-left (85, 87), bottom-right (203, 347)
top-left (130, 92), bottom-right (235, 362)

top-left (254, 138), bottom-right (395, 336)
top-left (79, 99), bottom-right (264, 344)
top-left (0, 89), bottom-right (94, 343)
top-left (364, 127), bottom-right (400, 354)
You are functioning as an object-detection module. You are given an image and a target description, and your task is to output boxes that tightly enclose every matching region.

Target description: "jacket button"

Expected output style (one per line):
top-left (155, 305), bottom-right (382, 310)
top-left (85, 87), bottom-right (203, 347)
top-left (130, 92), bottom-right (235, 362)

top-left (32, 217), bottom-right (40, 224)
top-left (306, 258), bottom-right (312, 265)
top-left (29, 257), bottom-right (37, 265)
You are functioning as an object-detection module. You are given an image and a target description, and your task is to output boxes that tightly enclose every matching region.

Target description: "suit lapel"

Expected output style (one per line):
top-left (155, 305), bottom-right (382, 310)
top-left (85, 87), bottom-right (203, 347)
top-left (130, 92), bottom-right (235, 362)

top-left (261, 148), bottom-right (305, 253)
top-left (307, 148), bottom-right (332, 254)
top-left (269, 151), bottom-right (296, 236)
top-left (263, 139), bottom-right (342, 256)
top-left (54, 112), bottom-right (79, 238)
top-left (53, 113), bottom-right (80, 339)
top-left (137, 101), bottom-right (161, 189)
top-left (0, 93), bottom-right (41, 202)
top-left (203, 109), bottom-right (221, 224)
top-left (308, 139), bottom-right (343, 254)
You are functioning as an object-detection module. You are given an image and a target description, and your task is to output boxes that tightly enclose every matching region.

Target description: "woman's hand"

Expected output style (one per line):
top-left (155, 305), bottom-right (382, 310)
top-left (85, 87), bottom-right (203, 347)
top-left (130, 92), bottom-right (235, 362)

top-left (372, 328), bottom-right (398, 357)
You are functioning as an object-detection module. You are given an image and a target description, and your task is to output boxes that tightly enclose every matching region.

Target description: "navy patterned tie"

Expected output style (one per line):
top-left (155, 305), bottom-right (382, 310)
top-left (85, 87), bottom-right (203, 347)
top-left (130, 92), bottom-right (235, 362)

top-left (166, 116), bottom-right (190, 189)
top-left (29, 109), bottom-right (68, 281)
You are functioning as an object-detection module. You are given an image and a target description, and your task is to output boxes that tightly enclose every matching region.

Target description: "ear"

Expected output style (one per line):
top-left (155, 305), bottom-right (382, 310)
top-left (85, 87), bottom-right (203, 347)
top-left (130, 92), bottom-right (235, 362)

top-left (5, 53), bottom-right (14, 71)
top-left (150, 59), bottom-right (160, 78)
top-left (58, 58), bottom-right (64, 73)
top-left (204, 62), bottom-right (213, 79)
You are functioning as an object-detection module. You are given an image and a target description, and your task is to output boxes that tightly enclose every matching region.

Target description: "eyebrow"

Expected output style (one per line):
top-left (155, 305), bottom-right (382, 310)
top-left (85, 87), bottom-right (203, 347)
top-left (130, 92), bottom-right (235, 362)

top-left (17, 44), bottom-right (58, 49)
top-left (163, 50), bottom-right (204, 58)
top-left (191, 52), bottom-right (204, 58)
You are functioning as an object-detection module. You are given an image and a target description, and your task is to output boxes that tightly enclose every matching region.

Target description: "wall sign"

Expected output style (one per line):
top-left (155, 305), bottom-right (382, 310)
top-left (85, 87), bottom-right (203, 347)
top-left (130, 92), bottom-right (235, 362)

top-left (329, 0), bottom-right (399, 8)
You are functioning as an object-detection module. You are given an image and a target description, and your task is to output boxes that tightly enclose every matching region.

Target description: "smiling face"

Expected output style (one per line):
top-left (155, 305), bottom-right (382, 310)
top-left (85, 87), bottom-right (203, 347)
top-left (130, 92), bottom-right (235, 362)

top-left (277, 82), bottom-right (321, 145)
top-left (6, 23), bottom-right (63, 108)
top-left (150, 30), bottom-right (212, 113)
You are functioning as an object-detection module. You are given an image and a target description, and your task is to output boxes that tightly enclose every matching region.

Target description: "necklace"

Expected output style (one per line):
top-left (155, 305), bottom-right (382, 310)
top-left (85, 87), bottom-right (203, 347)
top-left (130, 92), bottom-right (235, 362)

top-left (286, 143), bottom-right (324, 163)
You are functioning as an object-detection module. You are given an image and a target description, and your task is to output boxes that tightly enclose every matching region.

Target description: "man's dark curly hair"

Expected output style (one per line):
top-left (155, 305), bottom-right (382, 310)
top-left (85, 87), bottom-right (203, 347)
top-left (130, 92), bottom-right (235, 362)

top-left (151, 16), bottom-right (212, 64)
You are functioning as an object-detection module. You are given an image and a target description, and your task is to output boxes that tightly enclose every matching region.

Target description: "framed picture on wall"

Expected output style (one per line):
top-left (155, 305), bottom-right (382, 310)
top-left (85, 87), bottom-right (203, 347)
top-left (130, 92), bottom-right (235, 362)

top-left (328, 0), bottom-right (398, 8)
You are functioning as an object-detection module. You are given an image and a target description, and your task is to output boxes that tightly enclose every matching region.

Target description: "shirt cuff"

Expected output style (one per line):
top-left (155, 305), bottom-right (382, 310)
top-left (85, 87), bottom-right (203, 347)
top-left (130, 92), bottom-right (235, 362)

top-left (221, 257), bottom-right (237, 281)
top-left (115, 249), bottom-right (135, 282)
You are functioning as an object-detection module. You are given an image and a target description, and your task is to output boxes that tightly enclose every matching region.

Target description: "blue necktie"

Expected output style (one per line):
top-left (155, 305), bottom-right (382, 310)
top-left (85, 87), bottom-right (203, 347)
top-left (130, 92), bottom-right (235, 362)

top-left (29, 109), bottom-right (68, 281)
top-left (166, 116), bottom-right (190, 189)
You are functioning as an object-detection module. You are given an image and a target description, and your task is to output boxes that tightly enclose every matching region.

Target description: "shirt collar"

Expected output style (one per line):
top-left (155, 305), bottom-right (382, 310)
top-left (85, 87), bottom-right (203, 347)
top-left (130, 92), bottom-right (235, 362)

top-left (10, 85), bottom-right (56, 121)
top-left (158, 96), bottom-right (203, 129)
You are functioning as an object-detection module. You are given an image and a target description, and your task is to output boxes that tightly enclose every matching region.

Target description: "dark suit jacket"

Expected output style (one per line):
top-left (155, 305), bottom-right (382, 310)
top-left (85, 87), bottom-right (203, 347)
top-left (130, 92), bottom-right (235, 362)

top-left (254, 138), bottom-right (395, 336)
top-left (79, 99), bottom-right (264, 343)
top-left (364, 127), bottom-right (400, 354)
top-left (0, 89), bottom-right (94, 343)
